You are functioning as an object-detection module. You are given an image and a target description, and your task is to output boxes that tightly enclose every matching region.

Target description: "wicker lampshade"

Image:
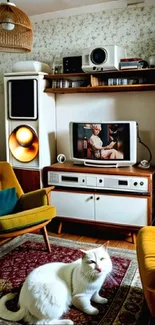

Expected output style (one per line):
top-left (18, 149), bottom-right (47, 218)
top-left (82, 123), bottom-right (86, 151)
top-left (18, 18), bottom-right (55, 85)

top-left (0, 1), bottom-right (33, 53)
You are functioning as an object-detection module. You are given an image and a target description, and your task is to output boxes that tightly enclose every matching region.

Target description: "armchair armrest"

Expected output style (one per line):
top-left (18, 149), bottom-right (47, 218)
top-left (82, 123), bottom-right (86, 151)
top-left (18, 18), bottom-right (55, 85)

top-left (19, 186), bottom-right (55, 210)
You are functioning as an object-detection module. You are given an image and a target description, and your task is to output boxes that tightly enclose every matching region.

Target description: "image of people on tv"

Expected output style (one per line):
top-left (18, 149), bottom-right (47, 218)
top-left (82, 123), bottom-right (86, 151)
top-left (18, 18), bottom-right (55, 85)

top-left (74, 123), bottom-right (130, 160)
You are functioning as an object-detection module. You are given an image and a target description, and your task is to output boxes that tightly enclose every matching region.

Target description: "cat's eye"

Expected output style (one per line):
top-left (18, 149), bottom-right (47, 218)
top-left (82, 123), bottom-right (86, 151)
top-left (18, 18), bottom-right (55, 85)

top-left (88, 260), bottom-right (96, 264)
top-left (100, 257), bottom-right (105, 261)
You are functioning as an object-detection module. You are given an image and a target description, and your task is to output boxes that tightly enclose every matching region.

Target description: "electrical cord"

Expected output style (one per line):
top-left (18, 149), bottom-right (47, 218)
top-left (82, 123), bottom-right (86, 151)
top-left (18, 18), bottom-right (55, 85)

top-left (151, 217), bottom-right (155, 226)
top-left (138, 138), bottom-right (152, 163)
top-left (137, 123), bottom-right (152, 168)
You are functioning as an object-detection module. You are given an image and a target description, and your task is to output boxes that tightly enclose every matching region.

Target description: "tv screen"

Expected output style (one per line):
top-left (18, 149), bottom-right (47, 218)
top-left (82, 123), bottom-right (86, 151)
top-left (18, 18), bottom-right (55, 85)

top-left (70, 121), bottom-right (137, 167)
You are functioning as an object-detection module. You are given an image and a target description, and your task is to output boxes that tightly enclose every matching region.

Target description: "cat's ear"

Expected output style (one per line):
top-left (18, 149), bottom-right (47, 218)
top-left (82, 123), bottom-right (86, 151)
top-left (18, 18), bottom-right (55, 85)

top-left (103, 241), bottom-right (109, 250)
top-left (80, 249), bottom-right (87, 258)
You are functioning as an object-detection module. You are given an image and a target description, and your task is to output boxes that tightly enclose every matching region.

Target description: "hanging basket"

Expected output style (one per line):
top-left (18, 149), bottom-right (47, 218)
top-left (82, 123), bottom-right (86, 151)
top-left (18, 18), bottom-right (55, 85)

top-left (0, 3), bottom-right (33, 53)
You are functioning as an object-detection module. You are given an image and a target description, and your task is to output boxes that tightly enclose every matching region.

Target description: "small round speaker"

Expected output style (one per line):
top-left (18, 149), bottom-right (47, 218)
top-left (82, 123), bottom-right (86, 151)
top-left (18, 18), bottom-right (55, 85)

top-left (57, 154), bottom-right (66, 163)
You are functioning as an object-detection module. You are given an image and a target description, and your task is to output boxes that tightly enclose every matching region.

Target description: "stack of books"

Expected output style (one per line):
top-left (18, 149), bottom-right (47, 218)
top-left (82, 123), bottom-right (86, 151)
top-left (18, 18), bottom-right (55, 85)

top-left (90, 75), bottom-right (106, 86)
top-left (119, 58), bottom-right (141, 70)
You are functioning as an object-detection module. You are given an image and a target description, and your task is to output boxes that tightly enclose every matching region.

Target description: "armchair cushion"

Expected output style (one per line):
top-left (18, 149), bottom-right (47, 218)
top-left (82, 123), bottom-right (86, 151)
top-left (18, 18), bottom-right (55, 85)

top-left (19, 188), bottom-right (49, 210)
top-left (0, 187), bottom-right (18, 216)
top-left (0, 205), bottom-right (56, 233)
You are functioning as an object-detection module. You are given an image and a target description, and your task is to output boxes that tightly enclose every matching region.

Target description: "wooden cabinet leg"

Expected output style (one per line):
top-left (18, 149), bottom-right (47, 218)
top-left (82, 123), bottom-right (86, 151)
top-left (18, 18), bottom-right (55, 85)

top-left (58, 221), bottom-right (63, 234)
top-left (0, 238), bottom-right (12, 246)
top-left (131, 232), bottom-right (136, 244)
top-left (40, 226), bottom-right (51, 253)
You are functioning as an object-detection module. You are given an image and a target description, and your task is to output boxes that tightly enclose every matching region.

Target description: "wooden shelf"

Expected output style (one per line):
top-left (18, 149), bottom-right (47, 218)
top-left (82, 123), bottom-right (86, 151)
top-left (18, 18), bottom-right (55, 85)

top-left (44, 72), bottom-right (90, 79)
top-left (44, 68), bottom-right (155, 94)
top-left (45, 84), bottom-right (155, 94)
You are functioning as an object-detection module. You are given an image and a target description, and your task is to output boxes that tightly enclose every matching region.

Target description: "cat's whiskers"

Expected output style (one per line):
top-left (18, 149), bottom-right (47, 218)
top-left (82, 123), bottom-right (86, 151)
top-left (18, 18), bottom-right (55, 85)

top-left (80, 268), bottom-right (100, 282)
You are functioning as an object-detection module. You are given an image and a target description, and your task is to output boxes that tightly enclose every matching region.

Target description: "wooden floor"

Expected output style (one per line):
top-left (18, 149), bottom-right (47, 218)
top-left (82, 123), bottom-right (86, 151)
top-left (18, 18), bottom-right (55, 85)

top-left (47, 219), bottom-right (137, 250)
top-left (0, 220), bottom-right (137, 250)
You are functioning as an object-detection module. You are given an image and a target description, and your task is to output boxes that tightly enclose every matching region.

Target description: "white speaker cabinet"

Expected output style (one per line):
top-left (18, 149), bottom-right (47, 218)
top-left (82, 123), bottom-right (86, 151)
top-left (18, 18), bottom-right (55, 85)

top-left (4, 72), bottom-right (56, 190)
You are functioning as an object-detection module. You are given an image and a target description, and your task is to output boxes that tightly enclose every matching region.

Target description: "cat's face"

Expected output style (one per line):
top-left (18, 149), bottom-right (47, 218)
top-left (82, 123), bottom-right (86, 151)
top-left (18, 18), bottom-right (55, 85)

top-left (80, 244), bottom-right (112, 279)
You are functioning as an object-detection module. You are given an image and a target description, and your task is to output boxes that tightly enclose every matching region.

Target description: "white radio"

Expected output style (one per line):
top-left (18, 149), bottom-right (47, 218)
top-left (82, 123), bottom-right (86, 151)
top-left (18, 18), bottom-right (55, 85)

top-left (82, 45), bottom-right (126, 72)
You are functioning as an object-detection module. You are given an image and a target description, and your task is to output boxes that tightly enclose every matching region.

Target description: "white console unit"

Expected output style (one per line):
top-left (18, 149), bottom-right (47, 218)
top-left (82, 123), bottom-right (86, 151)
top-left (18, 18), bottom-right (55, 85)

top-left (51, 191), bottom-right (148, 227)
top-left (43, 162), bottom-right (155, 238)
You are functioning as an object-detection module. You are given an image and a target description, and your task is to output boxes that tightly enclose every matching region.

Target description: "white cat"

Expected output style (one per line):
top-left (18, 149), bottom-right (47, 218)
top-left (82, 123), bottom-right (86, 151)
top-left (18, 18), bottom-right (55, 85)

top-left (0, 242), bottom-right (112, 325)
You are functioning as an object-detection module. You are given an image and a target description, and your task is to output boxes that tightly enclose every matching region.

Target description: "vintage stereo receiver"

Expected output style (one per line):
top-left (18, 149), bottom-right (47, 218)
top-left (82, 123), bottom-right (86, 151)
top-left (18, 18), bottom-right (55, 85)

top-left (47, 171), bottom-right (148, 193)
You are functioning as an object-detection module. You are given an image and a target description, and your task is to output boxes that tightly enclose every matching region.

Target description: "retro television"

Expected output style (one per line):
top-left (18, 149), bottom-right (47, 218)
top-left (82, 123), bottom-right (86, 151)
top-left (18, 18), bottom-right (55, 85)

top-left (69, 121), bottom-right (137, 167)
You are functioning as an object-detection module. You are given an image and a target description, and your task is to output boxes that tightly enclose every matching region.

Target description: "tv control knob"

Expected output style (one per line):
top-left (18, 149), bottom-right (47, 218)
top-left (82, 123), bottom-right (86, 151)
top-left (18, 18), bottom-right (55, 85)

top-left (99, 179), bottom-right (103, 183)
top-left (134, 182), bottom-right (138, 186)
top-left (82, 179), bottom-right (85, 182)
top-left (140, 181), bottom-right (144, 186)
top-left (96, 197), bottom-right (100, 200)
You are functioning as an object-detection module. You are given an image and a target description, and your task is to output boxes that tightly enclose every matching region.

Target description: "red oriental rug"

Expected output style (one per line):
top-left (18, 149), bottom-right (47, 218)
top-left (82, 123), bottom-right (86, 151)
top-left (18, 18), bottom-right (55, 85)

top-left (0, 234), bottom-right (150, 325)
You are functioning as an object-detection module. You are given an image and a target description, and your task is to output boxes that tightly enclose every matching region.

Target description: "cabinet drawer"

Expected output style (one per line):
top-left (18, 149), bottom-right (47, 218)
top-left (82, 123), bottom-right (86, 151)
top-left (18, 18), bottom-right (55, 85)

top-left (51, 191), bottom-right (94, 220)
top-left (95, 195), bottom-right (148, 226)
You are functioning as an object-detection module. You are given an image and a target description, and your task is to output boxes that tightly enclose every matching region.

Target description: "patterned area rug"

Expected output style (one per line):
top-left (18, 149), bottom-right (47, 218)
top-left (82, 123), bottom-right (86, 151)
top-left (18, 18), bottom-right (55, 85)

top-left (0, 234), bottom-right (149, 325)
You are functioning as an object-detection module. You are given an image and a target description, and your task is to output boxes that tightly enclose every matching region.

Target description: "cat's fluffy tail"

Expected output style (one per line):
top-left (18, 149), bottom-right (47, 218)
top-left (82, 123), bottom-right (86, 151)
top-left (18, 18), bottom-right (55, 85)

top-left (0, 294), bottom-right (73, 324)
top-left (0, 292), bottom-right (25, 321)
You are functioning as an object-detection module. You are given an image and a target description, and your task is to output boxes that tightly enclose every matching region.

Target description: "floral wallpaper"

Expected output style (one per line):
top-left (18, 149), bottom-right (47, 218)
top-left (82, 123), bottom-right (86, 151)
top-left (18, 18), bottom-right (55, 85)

top-left (0, 5), bottom-right (155, 92)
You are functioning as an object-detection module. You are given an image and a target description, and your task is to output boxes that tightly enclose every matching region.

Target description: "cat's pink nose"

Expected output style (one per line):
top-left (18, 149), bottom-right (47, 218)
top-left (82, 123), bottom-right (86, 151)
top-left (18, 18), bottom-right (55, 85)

top-left (96, 267), bottom-right (102, 273)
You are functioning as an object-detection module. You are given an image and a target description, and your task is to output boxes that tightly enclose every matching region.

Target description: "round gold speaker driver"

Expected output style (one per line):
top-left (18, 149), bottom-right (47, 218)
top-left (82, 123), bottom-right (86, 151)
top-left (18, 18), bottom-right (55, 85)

top-left (9, 125), bottom-right (39, 163)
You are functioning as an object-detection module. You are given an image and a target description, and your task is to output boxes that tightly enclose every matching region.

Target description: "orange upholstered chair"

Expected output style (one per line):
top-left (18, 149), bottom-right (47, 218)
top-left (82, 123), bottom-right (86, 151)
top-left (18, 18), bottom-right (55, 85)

top-left (136, 226), bottom-right (155, 317)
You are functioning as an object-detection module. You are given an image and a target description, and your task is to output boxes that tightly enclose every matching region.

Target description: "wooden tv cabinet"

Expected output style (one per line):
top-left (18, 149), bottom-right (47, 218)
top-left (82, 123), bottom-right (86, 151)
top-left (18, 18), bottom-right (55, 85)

top-left (43, 162), bottom-right (155, 242)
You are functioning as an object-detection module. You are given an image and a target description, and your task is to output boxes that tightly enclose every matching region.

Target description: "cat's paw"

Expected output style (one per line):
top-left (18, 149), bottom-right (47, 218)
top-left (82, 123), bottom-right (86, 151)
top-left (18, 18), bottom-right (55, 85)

top-left (98, 297), bottom-right (108, 304)
top-left (92, 294), bottom-right (108, 304)
top-left (85, 307), bottom-right (99, 315)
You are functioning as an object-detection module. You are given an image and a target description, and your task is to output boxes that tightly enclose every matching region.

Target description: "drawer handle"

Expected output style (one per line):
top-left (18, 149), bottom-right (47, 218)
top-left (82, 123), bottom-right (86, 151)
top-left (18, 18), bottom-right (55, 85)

top-left (86, 196), bottom-right (93, 202)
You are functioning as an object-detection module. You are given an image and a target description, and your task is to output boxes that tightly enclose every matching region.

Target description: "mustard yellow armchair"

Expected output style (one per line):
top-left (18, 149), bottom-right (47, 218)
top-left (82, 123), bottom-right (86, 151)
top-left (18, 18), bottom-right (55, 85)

top-left (137, 226), bottom-right (155, 318)
top-left (0, 162), bottom-right (56, 252)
